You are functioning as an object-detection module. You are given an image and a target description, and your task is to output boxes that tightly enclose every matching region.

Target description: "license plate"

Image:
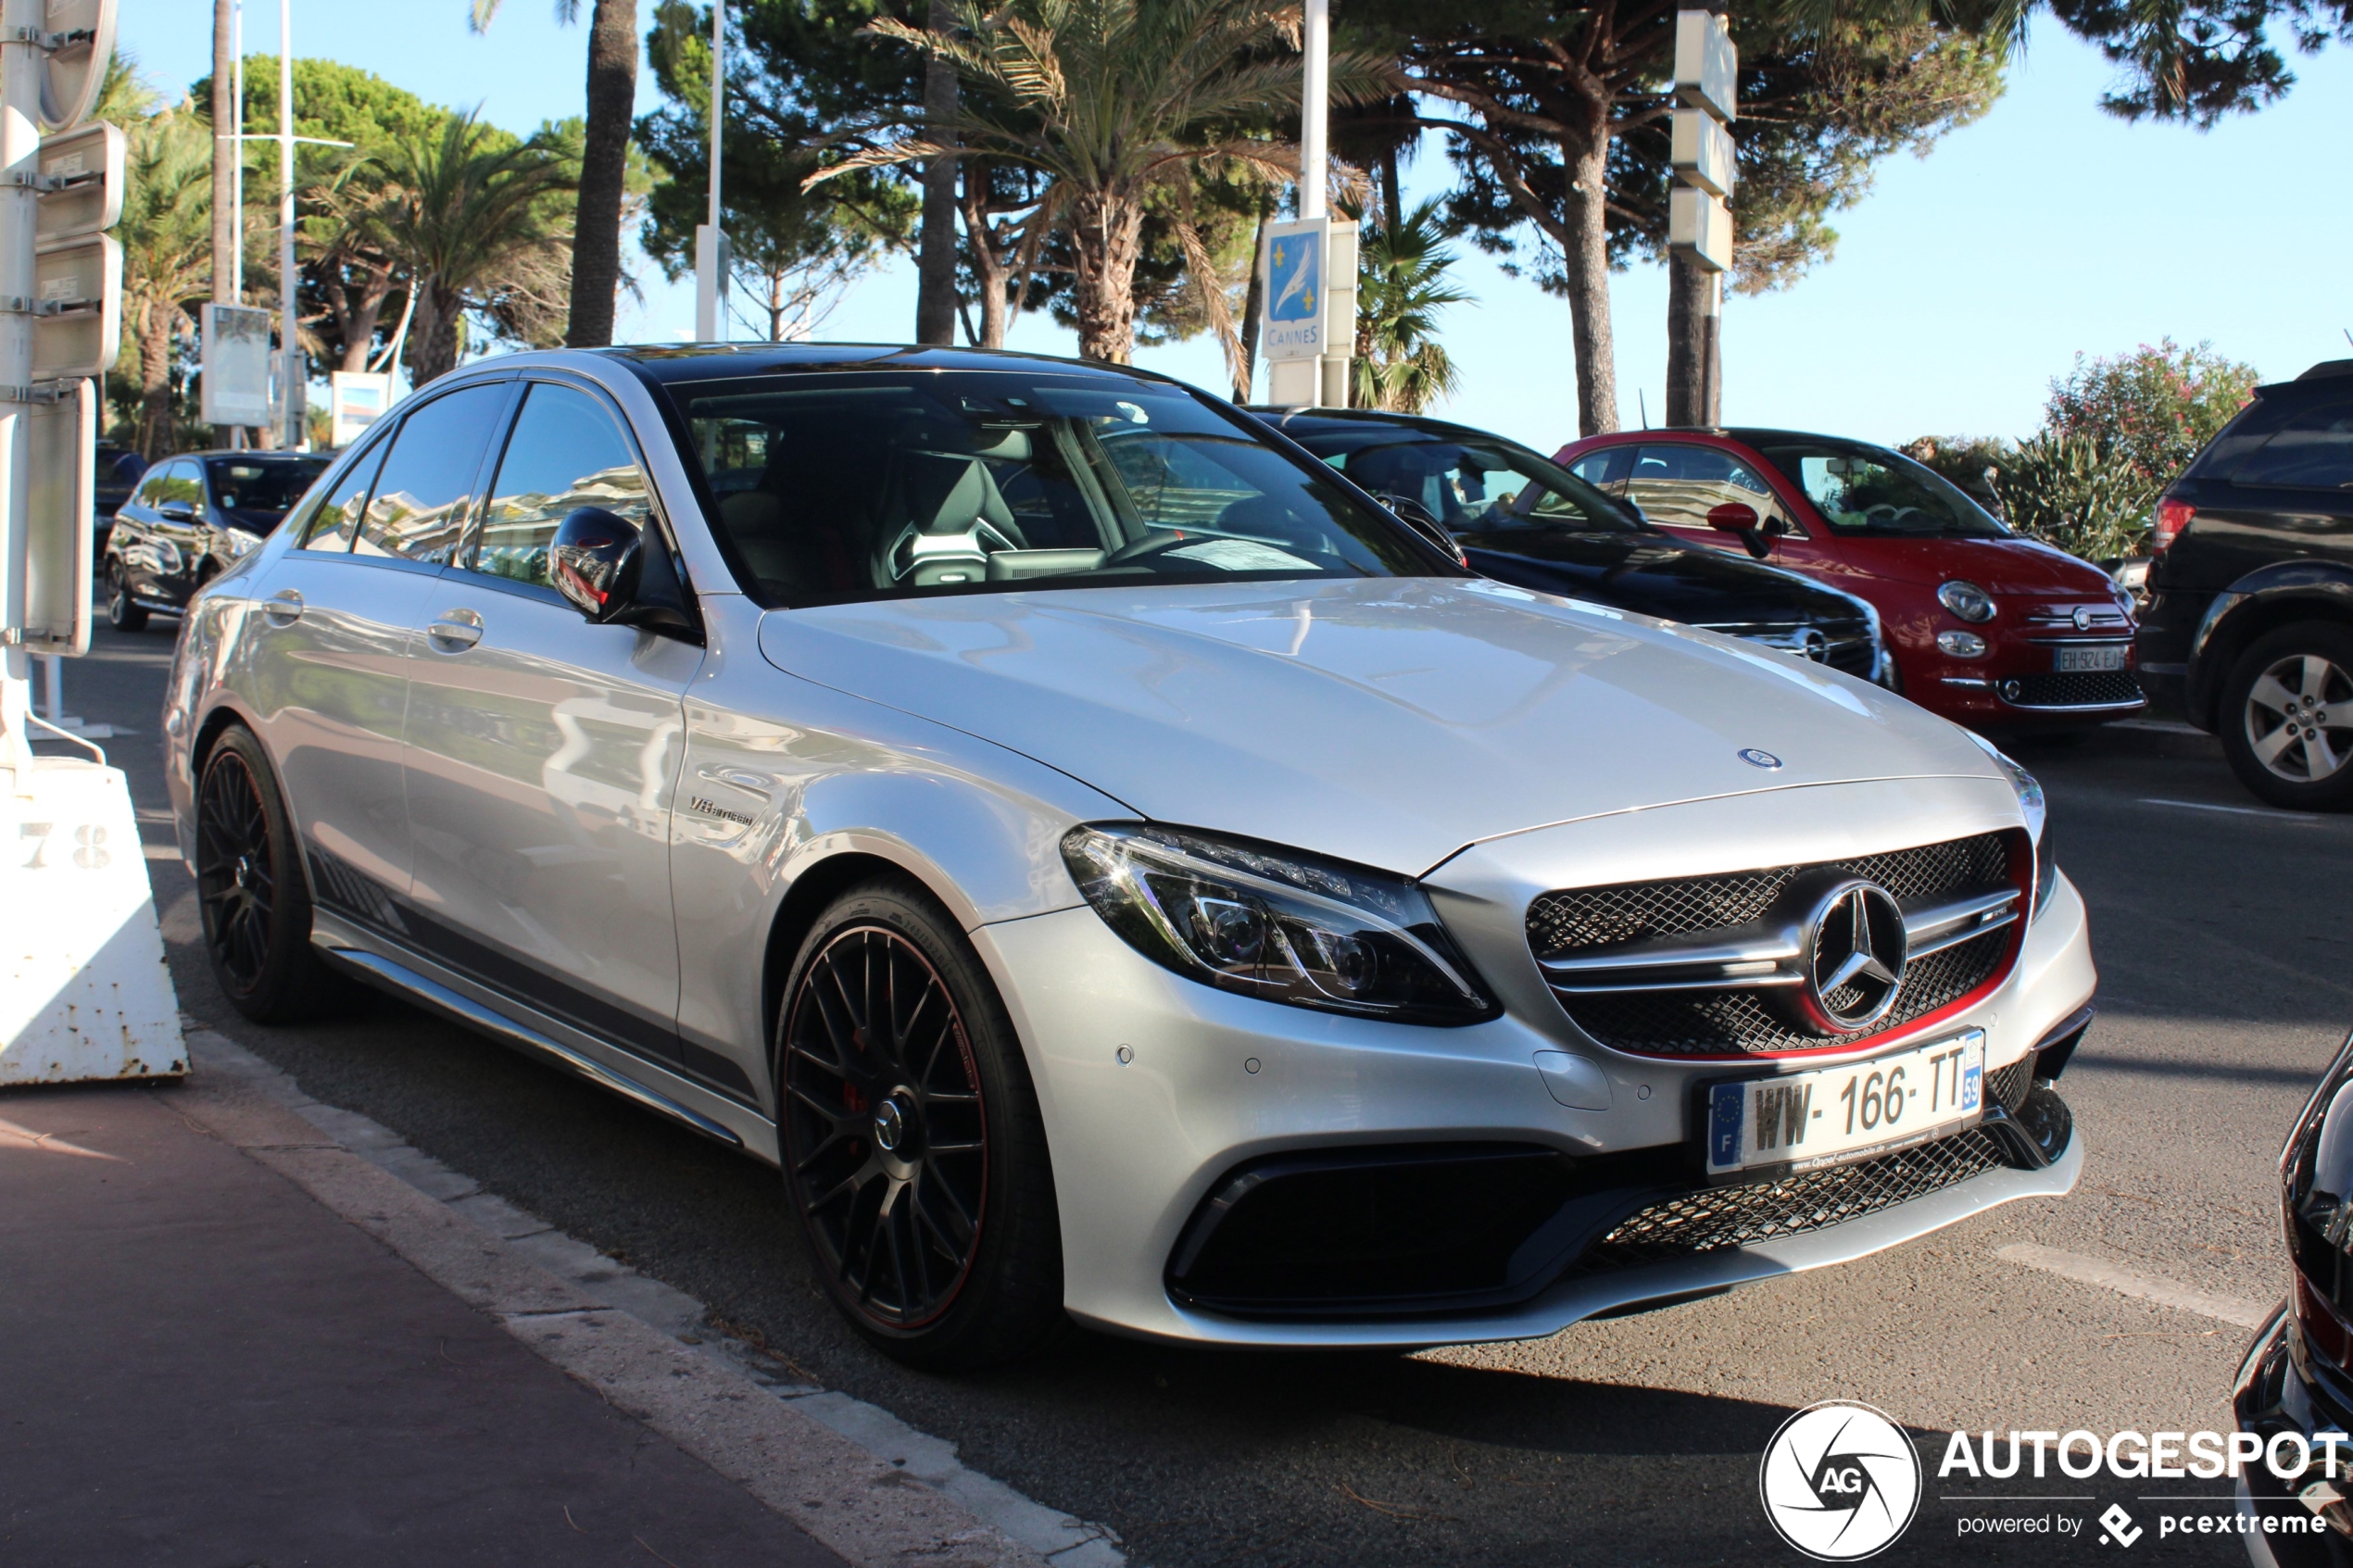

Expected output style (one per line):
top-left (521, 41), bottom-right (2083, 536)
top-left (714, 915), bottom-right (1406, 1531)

top-left (1705, 1030), bottom-right (1986, 1178)
top-left (2053, 644), bottom-right (2127, 672)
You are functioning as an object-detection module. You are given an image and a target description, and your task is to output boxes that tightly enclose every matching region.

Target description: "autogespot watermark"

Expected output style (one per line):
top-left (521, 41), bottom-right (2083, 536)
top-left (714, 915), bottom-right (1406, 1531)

top-left (1757, 1404), bottom-right (2337, 1558)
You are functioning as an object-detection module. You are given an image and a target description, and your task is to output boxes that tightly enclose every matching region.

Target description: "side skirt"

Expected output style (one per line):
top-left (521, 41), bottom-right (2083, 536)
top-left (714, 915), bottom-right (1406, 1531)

top-left (310, 914), bottom-right (779, 1163)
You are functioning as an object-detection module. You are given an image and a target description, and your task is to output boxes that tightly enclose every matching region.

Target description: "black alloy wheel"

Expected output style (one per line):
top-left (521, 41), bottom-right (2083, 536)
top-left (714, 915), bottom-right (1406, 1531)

top-left (193, 728), bottom-right (338, 1021)
top-left (777, 883), bottom-right (1063, 1369)
top-left (106, 560), bottom-right (146, 631)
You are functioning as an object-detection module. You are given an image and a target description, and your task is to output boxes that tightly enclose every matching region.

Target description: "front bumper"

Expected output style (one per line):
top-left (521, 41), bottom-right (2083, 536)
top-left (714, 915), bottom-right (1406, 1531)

top-left (977, 779), bottom-right (2097, 1347)
top-left (2233, 1303), bottom-right (2353, 1566)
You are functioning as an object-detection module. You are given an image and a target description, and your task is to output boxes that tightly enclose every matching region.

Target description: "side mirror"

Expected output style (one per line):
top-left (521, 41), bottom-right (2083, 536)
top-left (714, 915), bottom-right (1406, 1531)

top-left (548, 506), bottom-right (701, 640)
top-left (1375, 493), bottom-right (1467, 567)
top-left (157, 500), bottom-right (195, 522)
top-left (1706, 501), bottom-right (1773, 560)
top-left (550, 507), bottom-right (642, 621)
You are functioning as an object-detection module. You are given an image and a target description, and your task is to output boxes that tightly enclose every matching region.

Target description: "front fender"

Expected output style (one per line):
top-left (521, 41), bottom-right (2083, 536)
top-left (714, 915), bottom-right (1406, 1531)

top-left (2188, 561), bottom-right (2353, 721)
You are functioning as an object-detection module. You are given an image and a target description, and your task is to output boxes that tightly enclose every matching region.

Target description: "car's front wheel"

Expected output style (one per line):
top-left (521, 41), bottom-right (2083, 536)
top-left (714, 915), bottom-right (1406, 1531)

top-left (2221, 621), bottom-right (2353, 811)
top-left (775, 879), bottom-right (1063, 1370)
top-left (105, 560), bottom-right (146, 632)
top-left (194, 726), bottom-right (341, 1021)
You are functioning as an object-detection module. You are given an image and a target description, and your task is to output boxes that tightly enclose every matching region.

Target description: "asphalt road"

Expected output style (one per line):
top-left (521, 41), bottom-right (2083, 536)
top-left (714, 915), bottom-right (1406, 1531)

top-left (38, 614), bottom-right (2353, 1568)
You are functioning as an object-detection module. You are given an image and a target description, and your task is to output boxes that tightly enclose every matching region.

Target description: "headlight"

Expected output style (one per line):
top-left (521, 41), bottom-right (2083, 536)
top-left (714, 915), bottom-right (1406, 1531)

top-left (224, 528), bottom-right (266, 558)
top-left (1937, 580), bottom-right (1996, 622)
top-left (1963, 730), bottom-right (2052, 913)
top-left (1061, 823), bottom-right (1498, 1024)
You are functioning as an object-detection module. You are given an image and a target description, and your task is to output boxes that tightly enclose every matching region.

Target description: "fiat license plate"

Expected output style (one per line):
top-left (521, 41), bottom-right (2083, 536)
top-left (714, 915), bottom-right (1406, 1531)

top-left (2053, 644), bottom-right (2128, 672)
top-left (1705, 1029), bottom-right (1985, 1178)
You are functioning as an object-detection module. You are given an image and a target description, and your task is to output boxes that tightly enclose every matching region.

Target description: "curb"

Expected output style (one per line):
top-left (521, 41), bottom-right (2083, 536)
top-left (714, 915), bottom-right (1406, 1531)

top-left (170, 1023), bottom-right (1128, 1568)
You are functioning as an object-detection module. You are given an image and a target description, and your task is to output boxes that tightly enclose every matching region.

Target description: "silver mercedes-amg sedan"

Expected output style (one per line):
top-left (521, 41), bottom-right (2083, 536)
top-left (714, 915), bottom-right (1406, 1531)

top-left (163, 345), bottom-right (2094, 1368)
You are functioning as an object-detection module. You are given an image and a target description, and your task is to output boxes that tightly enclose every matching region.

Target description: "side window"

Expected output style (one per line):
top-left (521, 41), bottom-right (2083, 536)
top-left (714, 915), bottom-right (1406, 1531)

top-left (355, 383), bottom-right (508, 562)
top-left (1567, 447), bottom-right (1629, 488)
top-left (466, 382), bottom-right (650, 589)
top-left (1623, 444), bottom-right (1774, 529)
top-left (2233, 399), bottom-right (2353, 491)
top-left (150, 461), bottom-right (205, 519)
top-left (296, 441), bottom-right (389, 551)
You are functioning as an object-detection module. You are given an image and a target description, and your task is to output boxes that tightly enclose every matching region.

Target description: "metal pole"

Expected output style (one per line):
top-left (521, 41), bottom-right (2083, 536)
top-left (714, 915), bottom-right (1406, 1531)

top-left (693, 1), bottom-right (724, 343)
top-left (709, 2), bottom-right (723, 242)
top-left (0, 0), bottom-right (40, 775)
top-left (1300, 0), bottom-right (1327, 221)
top-left (231, 0), bottom-right (243, 298)
top-left (278, 0), bottom-right (296, 447)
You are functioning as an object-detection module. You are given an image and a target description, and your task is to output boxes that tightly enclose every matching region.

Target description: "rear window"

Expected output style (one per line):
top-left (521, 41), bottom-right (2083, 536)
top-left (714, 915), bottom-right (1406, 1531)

top-left (2231, 398), bottom-right (2353, 490)
top-left (666, 370), bottom-right (1441, 608)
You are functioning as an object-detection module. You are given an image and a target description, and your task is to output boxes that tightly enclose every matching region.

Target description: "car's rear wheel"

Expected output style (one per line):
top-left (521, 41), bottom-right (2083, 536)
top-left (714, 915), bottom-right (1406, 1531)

top-left (105, 561), bottom-right (147, 632)
top-left (2221, 622), bottom-right (2353, 811)
top-left (195, 727), bottom-right (340, 1021)
top-left (776, 880), bottom-right (1063, 1370)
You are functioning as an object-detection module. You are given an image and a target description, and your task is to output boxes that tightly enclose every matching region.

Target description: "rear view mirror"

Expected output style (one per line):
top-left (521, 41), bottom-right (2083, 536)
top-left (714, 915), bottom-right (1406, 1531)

top-left (550, 507), bottom-right (642, 621)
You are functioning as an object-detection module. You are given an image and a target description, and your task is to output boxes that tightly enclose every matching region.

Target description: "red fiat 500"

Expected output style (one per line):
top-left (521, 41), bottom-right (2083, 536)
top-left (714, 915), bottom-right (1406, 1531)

top-left (1554, 428), bottom-right (2143, 728)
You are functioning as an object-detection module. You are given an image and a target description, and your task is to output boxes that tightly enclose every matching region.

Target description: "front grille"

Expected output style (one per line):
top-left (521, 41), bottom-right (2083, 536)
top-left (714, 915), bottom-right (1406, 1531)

top-left (1572, 1127), bottom-right (2010, 1272)
top-left (1528, 834), bottom-right (2017, 1058)
top-left (1986, 1055), bottom-right (2033, 1112)
top-left (2000, 671), bottom-right (2144, 709)
top-left (1824, 637), bottom-right (1878, 678)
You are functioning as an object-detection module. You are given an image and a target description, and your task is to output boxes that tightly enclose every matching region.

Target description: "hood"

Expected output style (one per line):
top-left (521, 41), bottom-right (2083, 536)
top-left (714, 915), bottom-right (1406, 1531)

top-left (1829, 533), bottom-right (2115, 596)
top-left (756, 578), bottom-right (2003, 874)
top-left (1458, 529), bottom-right (1869, 628)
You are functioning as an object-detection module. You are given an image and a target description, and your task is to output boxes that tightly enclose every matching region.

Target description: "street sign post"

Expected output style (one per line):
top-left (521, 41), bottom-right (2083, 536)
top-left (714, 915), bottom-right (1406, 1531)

top-left (1667, 7), bottom-right (1736, 425)
top-left (329, 369), bottom-right (392, 447)
top-left (1, 0), bottom-right (182, 1085)
top-left (1260, 218), bottom-right (1356, 408)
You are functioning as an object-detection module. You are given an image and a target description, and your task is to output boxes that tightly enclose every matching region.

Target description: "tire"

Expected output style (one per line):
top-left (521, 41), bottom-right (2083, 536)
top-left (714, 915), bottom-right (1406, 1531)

top-left (775, 879), bottom-right (1064, 1371)
top-left (105, 560), bottom-right (147, 632)
top-left (193, 726), bottom-right (342, 1022)
top-left (2219, 621), bottom-right (2353, 812)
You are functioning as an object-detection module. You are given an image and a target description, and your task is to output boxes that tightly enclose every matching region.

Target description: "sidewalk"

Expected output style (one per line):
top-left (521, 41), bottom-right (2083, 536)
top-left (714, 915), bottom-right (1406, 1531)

top-left (0, 1036), bottom-right (1038, 1568)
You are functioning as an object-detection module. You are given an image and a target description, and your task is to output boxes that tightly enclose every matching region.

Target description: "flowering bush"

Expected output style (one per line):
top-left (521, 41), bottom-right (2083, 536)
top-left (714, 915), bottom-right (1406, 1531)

top-left (2043, 338), bottom-right (2259, 490)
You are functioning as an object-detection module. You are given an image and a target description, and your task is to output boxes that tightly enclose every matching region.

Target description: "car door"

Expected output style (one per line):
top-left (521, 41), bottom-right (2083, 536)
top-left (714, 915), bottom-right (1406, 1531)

top-left (397, 376), bottom-right (704, 1081)
top-left (119, 459), bottom-right (196, 600)
top-left (242, 380), bottom-right (510, 908)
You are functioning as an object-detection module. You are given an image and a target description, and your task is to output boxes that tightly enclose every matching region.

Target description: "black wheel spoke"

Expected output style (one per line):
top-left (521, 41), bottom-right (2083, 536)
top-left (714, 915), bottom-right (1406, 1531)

top-left (781, 922), bottom-right (988, 1332)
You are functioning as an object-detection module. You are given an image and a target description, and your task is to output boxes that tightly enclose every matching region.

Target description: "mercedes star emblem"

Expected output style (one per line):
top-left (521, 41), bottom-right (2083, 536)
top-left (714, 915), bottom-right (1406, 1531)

top-left (1798, 628), bottom-right (1829, 661)
top-left (1802, 879), bottom-right (1908, 1032)
top-left (1738, 748), bottom-right (1784, 770)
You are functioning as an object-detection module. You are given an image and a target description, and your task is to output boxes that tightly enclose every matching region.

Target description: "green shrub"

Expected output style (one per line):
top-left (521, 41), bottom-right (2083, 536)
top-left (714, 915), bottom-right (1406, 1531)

top-left (1993, 429), bottom-right (2158, 563)
top-left (2045, 338), bottom-right (2259, 490)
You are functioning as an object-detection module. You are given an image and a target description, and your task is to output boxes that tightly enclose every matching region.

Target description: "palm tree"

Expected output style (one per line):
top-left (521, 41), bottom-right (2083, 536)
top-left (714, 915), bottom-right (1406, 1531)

top-left (469, 0), bottom-right (635, 346)
top-left (836, 0), bottom-right (1384, 364)
top-left (354, 110), bottom-right (576, 383)
top-left (119, 105), bottom-right (214, 456)
top-left (1352, 198), bottom-right (1466, 414)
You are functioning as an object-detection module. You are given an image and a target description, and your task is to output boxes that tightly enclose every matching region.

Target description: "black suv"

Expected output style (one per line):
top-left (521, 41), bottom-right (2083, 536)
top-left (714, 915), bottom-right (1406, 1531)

top-left (104, 449), bottom-right (328, 631)
top-left (1252, 407), bottom-right (1892, 684)
top-left (2136, 361), bottom-right (2353, 809)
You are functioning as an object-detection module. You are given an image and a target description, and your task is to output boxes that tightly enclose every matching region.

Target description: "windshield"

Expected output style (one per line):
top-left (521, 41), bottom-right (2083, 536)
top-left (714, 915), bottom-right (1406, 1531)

top-left (1301, 427), bottom-right (1641, 534)
top-left (668, 370), bottom-right (1441, 607)
top-left (1754, 440), bottom-right (2008, 538)
top-left (206, 457), bottom-right (329, 517)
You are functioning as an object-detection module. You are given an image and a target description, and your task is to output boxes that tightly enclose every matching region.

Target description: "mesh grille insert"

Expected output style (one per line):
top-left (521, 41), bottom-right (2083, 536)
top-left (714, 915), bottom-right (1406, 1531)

top-left (1527, 834), bottom-right (2015, 1058)
top-left (2002, 671), bottom-right (2144, 709)
top-left (1574, 1127), bottom-right (2010, 1272)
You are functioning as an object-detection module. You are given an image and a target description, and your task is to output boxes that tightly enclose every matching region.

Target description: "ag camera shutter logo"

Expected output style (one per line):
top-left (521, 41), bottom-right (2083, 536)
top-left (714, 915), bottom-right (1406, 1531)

top-left (1758, 1400), bottom-right (1921, 1560)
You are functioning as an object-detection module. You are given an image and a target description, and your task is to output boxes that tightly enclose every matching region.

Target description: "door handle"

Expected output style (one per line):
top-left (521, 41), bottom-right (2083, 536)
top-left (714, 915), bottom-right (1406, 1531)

top-left (263, 589), bottom-right (303, 625)
top-left (426, 610), bottom-right (484, 652)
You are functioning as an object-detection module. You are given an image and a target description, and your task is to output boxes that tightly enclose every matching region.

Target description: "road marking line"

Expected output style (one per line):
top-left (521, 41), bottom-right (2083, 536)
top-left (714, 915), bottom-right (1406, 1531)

top-left (2139, 797), bottom-right (2322, 823)
top-left (2111, 719), bottom-right (2210, 737)
top-left (1996, 1242), bottom-right (2272, 1328)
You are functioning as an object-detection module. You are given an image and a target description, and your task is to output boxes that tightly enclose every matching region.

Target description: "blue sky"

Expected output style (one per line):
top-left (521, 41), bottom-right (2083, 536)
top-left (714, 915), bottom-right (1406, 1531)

top-left (121, 1), bottom-right (2349, 453)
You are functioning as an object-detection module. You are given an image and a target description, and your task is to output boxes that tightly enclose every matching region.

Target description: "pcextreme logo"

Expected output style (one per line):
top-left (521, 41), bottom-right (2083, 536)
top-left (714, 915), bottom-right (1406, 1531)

top-left (1758, 1400), bottom-right (1922, 1561)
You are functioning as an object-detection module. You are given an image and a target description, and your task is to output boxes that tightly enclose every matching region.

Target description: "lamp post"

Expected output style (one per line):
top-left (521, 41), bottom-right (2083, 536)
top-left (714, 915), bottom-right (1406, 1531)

top-left (693, 2), bottom-right (726, 342)
top-left (1256, 0), bottom-right (1352, 408)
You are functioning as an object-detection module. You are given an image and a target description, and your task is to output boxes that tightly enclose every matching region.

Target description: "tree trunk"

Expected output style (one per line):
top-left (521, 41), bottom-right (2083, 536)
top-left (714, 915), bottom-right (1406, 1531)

top-left (137, 308), bottom-right (176, 459)
top-left (409, 282), bottom-right (462, 385)
top-left (912, 0), bottom-right (960, 345)
top-left (564, 0), bottom-right (636, 348)
top-left (1561, 122), bottom-right (1617, 436)
top-left (1380, 147), bottom-right (1402, 233)
top-left (961, 169), bottom-right (1008, 348)
top-left (1069, 192), bottom-right (1143, 363)
top-left (1236, 207), bottom-right (1268, 401)
top-left (1665, 249), bottom-right (1707, 428)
